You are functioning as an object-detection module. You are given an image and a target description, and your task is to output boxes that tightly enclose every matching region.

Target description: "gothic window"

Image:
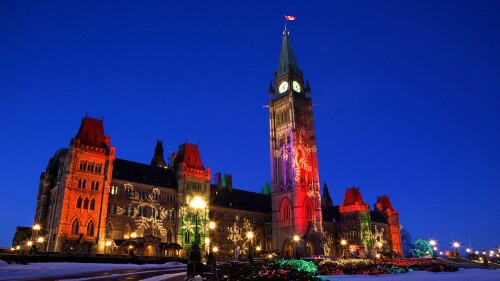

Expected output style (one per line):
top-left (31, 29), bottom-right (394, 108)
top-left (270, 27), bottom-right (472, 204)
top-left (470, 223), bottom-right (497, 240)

top-left (105, 223), bottom-right (112, 238)
top-left (77, 197), bottom-right (82, 209)
top-left (111, 203), bottom-right (117, 214)
top-left (129, 205), bottom-right (134, 216)
top-left (185, 230), bottom-right (190, 243)
top-left (84, 198), bottom-right (89, 209)
top-left (124, 204), bottom-right (128, 215)
top-left (142, 206), bottom-right (147, 217)
top-left (110, 185), bottom-right (118, 195)
top-left (90, 198), bottom-right (95, 210)
top-left (78, 179), bottom-right (82, 188)
top-left (95, 181), bottom-right (99, 191)
top-left (167, 229), bottom-right (172, 242)
top-left (82, 179), bottom-right (86, 189)
top-left (165, 211), bottom-right (170, 221)
top-left (171, 210), bottom-right (175, 220)
top-left (71, 219), bottom-right (80, 235)
top-left (91, 181), bottom-right (95, 190)
top-left (87, 220), bottom-right (95, 236)
top-left (304, 198), bottom-right (313, 221)
top-left (151, 208), bottom-right (156, 218)
top-left (281, 198), bottom-right (291, 222)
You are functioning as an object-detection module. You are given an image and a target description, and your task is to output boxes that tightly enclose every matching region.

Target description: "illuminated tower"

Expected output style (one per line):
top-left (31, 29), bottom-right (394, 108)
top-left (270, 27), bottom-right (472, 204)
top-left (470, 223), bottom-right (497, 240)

top-left (269, 29), bottom-right (323, 256)
top-left (44, 116), bottom-right (115, 253)
top-left (375, 196), bottom-right (403, 256)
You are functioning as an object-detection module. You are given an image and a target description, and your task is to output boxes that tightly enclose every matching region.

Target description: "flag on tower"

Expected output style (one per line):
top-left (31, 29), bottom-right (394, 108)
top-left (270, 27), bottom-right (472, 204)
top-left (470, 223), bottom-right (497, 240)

top-left (284, 15), bottom-right (296, 21)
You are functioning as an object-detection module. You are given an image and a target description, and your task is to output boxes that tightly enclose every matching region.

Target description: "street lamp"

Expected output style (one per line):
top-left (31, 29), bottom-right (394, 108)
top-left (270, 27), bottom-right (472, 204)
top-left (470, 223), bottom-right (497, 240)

top-left (247, 231), bottom-right (254, 263)
top-left (105, 240), bottom-right (112, 255)
top-left (293, 235), bottom-right (300, 259)
top-left (187, 196), bottom-right (206, 279)
top-left (429, 240), bottom-right (437, 259)
top-left (341, 239), bottom-right (348, 259)
top-left (452, 242), bottom-right (460, 258)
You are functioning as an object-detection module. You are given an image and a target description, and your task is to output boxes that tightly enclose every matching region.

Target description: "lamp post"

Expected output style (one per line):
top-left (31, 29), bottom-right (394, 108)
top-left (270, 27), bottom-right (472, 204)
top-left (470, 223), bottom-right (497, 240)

top-left (247, 231), bottom-right (254, 263)
top-left (452, 242), bottom-right (460, 258)
top-left (429, 240), bottom-right (437, 259)
top-left (341, 239), bottom-right (347, 259)
top-left (187, 196), bottom-right (206, 279)
top-left (105, 240), bottom-right (112, 255)
top-left (293, 235), bottom-right (300, 259)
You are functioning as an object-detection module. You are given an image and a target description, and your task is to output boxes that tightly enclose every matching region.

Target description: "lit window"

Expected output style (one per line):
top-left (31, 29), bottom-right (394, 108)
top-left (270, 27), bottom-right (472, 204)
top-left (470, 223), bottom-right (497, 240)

top-left (71, 219), bottom-right (80, 235)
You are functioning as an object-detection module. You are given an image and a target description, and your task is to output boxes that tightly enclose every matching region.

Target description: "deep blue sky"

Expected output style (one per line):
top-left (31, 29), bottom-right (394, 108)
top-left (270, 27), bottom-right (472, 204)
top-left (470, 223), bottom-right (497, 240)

top-left (1, 1), bottom-right (499, 252)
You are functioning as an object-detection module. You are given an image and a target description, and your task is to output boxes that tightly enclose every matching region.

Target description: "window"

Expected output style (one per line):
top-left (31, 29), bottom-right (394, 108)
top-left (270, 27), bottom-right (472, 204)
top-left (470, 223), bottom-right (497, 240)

top-left (282, 198), bottom-right (291, 222)
top-left (185, 231), bottom-right (190, 243)
top-left (91, 181), bottom-right (95, 190)
top-left (142, 206), bottom-right (147, 217)
top-left (71, 219), bottom-right (80, 235)
top-left (87, 220), bottom-right (95, 236)
top-left (83, 198), bottom-right (89, 209)
top-left (111, 203), bottom-right (117, 214)
top-left (129, 205), bottom-right (134, 216)
top-left (90, 198), bottom-right (95, 210)
top-left (167, 229), bottom-right (172, 242)
top-left (78, 179), bottom-right (82, 188)
top-left (138, 206), bottom-right (142, 217)
top-left (77, 197), bottom-right (82, 209)
top-left (124, 204), bottom-right (128, 215)
top-left (95, 181), bottom-right (99, 191)
top-left (82, 179), bottom-right (86, 189)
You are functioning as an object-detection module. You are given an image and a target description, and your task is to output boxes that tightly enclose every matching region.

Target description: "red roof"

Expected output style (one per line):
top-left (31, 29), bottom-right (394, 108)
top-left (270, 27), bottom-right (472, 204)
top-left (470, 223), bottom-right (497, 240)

top-left (376, 195), bottom-right (394, 211)
top-left (75, 116), bottom-right (107, 147)
top-left (175, 143), bottom-right (204, 170)
top-left (343, 187), bottom-right (366, 206)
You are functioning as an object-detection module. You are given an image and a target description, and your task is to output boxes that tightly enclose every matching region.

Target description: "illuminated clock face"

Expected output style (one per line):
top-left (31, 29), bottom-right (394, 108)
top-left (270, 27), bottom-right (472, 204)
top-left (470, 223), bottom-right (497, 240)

top-left (293, 81), bottom-right (301, 92)
top-left (279, 81), bottom-right (289, 93)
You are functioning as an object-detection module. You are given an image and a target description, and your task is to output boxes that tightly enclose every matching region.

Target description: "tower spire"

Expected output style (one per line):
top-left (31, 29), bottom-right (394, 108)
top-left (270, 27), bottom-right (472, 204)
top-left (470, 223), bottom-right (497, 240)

top-left (150, 140), bottom-right (167, 168)
top-left (276, 29), bottom-right (301, 78)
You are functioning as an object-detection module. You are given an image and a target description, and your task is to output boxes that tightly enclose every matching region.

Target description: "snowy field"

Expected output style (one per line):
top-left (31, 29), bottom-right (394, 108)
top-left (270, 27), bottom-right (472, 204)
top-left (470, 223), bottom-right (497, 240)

top-left (0, 260), bottom-right (186, 280)
top-left (319, 268), bottom-right (500, 281)
top-left (1, 260), bottom-right (498, 281)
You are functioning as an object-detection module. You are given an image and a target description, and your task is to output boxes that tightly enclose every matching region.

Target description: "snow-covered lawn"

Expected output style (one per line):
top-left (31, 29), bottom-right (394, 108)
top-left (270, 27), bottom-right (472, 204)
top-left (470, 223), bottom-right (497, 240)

top-left (0, 260), bottom-right (186, 280)
top-left (319, 268), bottom-right (500, 281)
top-left (1, 260), bottom-right (498, 281)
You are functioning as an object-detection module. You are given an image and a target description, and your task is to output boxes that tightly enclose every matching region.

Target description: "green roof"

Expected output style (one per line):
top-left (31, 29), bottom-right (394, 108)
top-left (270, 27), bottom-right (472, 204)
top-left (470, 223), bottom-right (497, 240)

top-left (277, 30), bottom-right (301, 78)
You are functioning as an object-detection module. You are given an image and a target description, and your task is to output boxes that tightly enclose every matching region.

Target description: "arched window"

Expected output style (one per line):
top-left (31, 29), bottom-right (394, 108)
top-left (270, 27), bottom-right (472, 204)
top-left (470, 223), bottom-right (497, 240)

top-left (95, 181), bottom-right (99, 191)
top-left (166, 211), bottom-right (170, 221)
top-left (87, 220), bottom-right (95, 236)
top-left (82, 179), bottom-right (86, 189)
top-left (77, 197), bottom-right (82, 208)
top-left (105, 223), bottom-right (112, 238)
top-left (90, 198), bottom-right (95, 210)
top-left (124, 204), bottom-right (128, 215)
top-left (91, 181), bottom-right (95, 190)
top-left (142, 206), bottom-right (147, 217)
top-left (304, 198), bottom-right (313, 221)
top-left (167, 229), bottom-right (172, 242)
top-left (281, 198), bottom-right (291, 222)
top-left (78, 178), bottom-right (82, 188)
top-left (83, 198), bottom-right (89, 209)
top-left (71, 219), bottom-right (80, 235)
top-left (185, 230), bottom-right (190, 243)
top-left (138, 206), bottom-right (142, 217)
top-left (151, 208), bottom-right (156, 218)
top-left (129, 205), bottom-right (134, 216)
top-left (171, 210), bottom-right (175, 220)
top-left (111, 202), bottom-right (117, 214)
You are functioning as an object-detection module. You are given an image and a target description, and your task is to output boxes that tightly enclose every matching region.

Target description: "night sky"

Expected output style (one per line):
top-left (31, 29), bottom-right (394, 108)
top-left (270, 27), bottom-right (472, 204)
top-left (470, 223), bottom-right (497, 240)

top-left (1, 1), bottom-right (499, 252)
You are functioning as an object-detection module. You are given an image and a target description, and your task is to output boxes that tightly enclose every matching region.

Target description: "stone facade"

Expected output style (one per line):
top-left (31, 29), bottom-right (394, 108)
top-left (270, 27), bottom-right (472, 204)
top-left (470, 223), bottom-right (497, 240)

top-left (19, 29), bottom-right (403, 259)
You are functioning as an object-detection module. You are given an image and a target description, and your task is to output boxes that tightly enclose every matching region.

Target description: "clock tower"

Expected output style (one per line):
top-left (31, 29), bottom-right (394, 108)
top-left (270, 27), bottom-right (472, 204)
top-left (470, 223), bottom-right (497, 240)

top-left (269, 29), bottom-right (323, 256)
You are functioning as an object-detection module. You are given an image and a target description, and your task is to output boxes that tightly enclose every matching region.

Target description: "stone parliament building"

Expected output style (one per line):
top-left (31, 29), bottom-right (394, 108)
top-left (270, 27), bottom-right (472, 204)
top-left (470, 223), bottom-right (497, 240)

top-left (15, 29), bottom-right (402, 259)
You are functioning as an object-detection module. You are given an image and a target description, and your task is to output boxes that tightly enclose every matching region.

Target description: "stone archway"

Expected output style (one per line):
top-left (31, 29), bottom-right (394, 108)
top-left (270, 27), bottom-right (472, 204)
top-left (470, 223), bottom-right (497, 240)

top-left (282, 240), bottom-right (293, 258)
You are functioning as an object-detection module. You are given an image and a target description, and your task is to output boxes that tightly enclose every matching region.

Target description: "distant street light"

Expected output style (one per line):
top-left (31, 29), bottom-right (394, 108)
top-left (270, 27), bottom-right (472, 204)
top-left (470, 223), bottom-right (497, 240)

top-left (452, 242), bottom-right (460, 258)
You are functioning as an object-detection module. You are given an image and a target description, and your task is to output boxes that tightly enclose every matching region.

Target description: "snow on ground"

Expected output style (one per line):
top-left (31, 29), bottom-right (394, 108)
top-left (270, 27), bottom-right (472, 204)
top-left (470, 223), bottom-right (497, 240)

top-left (1, 261), bottom-right (498, 281)
top-left (319, 268), bottom-right (500, 281)
top-left (0, 260), bottom-right (186, 280)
